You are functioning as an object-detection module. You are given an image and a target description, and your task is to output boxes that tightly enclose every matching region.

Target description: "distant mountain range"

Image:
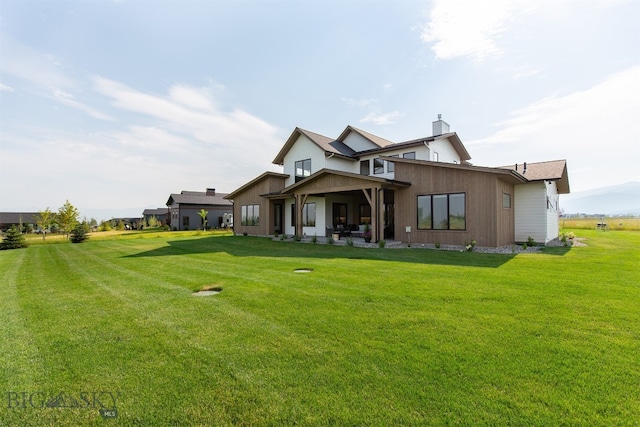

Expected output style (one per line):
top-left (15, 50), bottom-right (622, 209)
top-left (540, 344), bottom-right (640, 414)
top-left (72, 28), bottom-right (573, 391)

top-left (561, 182), bottom-right (640, 215)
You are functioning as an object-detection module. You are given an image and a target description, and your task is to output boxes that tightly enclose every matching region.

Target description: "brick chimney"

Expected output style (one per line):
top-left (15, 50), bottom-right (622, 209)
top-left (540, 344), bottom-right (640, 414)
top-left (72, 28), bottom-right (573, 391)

top-left (206, 188), bottom-right (216, 196)
top-left (432, 114), bottom-right (450, 136)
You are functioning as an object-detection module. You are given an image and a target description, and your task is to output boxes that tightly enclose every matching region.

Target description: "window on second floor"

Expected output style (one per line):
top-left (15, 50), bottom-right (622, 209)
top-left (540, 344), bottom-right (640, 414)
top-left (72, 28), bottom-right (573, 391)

top-left (387, 154), bottom-right (399, 173)
top-left (295, 159), bottom-right (311, 182)
top-left (360, 160), bottom-right (370, 176)
top-left (403, 152), bottom-right (416, 160)
top-left (373, 158), bottom-right (384, 175)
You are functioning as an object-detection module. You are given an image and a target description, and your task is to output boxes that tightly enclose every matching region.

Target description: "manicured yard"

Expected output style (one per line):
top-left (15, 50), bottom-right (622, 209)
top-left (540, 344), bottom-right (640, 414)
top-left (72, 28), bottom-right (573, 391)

top-left (1, 230), bottom-right (638, 426)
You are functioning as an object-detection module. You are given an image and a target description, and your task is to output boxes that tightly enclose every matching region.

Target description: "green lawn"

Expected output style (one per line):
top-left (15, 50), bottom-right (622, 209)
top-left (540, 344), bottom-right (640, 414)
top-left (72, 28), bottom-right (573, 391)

top-left (1, 231), bottom-right (638, 426)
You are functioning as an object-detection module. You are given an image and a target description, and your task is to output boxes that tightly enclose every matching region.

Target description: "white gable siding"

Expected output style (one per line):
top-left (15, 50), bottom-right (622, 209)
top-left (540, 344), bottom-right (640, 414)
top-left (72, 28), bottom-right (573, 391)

top-left (326, 156), bottom-right (358, 174)
top-left (514, 182), bottom-right (547, 243)
top-left (282, 134), bottom-right (326, 186)
top-left (343, 132), bottom-right (381, 152)
top-left (429, 137), bottom-right (461, 163)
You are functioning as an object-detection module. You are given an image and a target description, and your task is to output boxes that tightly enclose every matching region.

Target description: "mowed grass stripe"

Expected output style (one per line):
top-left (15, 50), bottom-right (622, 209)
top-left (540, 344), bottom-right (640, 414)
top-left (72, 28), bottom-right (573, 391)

top-left (0, 249), bottom-right (49, 392)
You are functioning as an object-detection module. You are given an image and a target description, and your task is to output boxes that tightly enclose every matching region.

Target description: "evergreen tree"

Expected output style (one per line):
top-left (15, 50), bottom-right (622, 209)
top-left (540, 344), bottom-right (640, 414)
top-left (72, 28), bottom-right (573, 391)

top-left (0, 226), bottom-right (29, 250)
top-left (70, 222), bottom-right (90, 243)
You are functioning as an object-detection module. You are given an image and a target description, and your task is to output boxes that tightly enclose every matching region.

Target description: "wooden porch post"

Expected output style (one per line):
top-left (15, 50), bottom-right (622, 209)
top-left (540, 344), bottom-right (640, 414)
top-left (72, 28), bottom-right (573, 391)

top-left (371, 187), bottom-right (379, 242)
top-left (295, 193), bottom-right (308, 237)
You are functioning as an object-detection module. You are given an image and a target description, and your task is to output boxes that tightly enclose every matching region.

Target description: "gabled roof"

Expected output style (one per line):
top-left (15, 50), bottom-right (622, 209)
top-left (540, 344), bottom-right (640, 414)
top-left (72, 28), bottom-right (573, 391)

top-left (385, 156), bottom-right (529, 185)
top-left (499, 160), bottom-right (570, 194)
top-left (357, 132), bottom-right (472, 162)
top-left (281, 168), bottom-right (410, 194)
top-left (142, 208), bottom-right (169, 216)
top-left (336, 126), bottom-right (394, 148)
top-left (224, 171), bottom-right (289, 200)
top-left (272, 127), bottom-right (356, 165)
top-left (166, 191), bottom-right (232, 207)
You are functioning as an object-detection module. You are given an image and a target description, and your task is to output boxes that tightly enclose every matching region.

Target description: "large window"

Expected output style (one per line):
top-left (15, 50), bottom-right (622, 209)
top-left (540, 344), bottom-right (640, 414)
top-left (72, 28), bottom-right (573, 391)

top-left (387, 154), bottom-right (399, 173)
top-left (295, 159), bottom-right (311, 182)
top-left (360, 160), bottom-right (370, 175)
top-left (241, 204), bottom-right (260, 226)
top-left (359, 204), bottom-right (371, 224)
top-left (373, 158), bottom-right (384, 175)
top-left (290, 203), bottom-right (316, 227)
top-left (417, 193), bottom-right (466, 230)
top-left (333, 203), bottom-right (347, 226)
top-left (403, 152), bottom-right (416, 160)
top-left (303, 203), bottom-right (316, 226)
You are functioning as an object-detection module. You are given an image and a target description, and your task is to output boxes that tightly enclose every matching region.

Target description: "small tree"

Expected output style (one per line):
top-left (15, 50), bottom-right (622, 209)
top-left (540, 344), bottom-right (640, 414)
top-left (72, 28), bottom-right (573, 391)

top-left (57, 200), bottom-right (79, 239)
top-left (70, 222), bottom-right (90, 243)
top-left (35, 208), bottom-right (56, 240)
top-left (197, 209), bottom-right (208, 230)
top-left (99, 220), bottom-right (112, 232)
top-left (148, 215), bottom-right (158, 228)
top-left (116, 219), bottom-right (125, 231)
top-left (0, 226), bottom-right (28, 250)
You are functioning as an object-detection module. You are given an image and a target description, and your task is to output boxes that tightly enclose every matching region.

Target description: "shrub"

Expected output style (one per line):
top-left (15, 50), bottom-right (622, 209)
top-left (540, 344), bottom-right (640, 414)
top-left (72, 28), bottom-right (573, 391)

top-left (70, 222), bottom-right (90, 243)
top-left (293, 235), bottom-right (301, 242)
top-left (435, 242), bottom-right (441, 249)
top-left (527, 236), bottom-right (536, 246)
top-left (327, 237), bottom-right (334, 245)
top-left (0, 226), bottom-right (28, 250)
top-left (279, 234), bottom-right (286, 241)
top-left (311, 235), bottom-right (318, 244)
top-left (346, 237), bottom-right (354, 246)
top-left (465, 240), bottom-right (476, 252)
top-left (378, 239), bottom-right (386, 248)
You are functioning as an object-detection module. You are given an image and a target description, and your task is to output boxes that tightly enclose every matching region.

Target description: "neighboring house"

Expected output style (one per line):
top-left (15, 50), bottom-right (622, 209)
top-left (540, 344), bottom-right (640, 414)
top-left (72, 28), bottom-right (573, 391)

top-left (0, 212), bottom-right (39, 232)
top-left (111, 217), bottom-right (142, 229)
top-left (224, 117), bottom-right (570, 247)
top-left (142, 208), bottom-right (169, 226)
top-left (166, 188), bottom-right (233, 230)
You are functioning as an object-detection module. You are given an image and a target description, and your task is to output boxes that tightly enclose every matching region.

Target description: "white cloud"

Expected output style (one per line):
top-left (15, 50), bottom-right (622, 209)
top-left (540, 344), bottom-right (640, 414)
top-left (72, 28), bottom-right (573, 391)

top-left (421, 0), bottom-right (634, 62)
top-left (422, 0), bottom-right (517, 60)
top-left (0, 83), bottom-right (15, 92)
top-left (51, 87), bottom-right (114, 121)
top-left (468, 66), bottom-right (640, 191)
top-left (360, 111), bottom-right (403, 126)
top-left (0, 36), bottom-right (76, 89)
top-left (92, 77), bottom-right (280, 149)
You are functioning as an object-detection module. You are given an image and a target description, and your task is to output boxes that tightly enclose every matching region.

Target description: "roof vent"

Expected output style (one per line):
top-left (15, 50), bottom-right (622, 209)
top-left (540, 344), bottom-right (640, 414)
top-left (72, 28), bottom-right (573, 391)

top-left (432, 114), bottom-right (450, 136)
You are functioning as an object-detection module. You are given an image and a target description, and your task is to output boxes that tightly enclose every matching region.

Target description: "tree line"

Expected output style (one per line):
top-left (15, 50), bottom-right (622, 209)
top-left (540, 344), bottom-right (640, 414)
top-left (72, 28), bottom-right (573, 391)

top-left (1, 200), bottom-right (90, 250)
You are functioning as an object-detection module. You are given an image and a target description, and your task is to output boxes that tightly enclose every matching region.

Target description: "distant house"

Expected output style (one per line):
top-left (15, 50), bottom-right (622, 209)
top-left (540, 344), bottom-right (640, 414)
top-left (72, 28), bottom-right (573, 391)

top-left (0, 212), bottom-right (39, 232)
top-left (225, 116), bottom-right (570, 247)
top-left (166, 188), bottom-right (233, 230)
top-left (142, 208), bottom-right (169, 226)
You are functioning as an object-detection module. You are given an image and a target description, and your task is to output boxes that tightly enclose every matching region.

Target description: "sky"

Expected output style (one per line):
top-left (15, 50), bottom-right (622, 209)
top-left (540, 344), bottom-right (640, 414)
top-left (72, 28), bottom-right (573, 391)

top-left (1, 0), bottom-right (638, 220)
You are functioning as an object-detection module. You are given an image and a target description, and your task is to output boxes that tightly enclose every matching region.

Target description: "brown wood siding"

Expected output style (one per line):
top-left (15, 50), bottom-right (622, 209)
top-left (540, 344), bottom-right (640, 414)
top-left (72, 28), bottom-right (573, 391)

top-left (232, 176), bottom-right (286, 236)
top-left (294, 174), bottom-right (382, 194)
top-left (394, 163), bottom-right (514, 247)
top-left (496, 178), bottom-right (515, 245)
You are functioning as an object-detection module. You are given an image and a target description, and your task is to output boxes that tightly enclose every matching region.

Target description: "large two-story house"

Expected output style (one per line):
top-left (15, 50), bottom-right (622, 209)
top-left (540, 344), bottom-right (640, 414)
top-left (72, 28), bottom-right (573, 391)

top-left (225, 117), bottom-right (569, 247)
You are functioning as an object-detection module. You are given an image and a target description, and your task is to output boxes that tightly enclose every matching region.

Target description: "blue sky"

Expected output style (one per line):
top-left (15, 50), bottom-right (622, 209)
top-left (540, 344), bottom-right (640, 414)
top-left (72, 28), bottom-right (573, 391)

top-left (1, 0), bottom-right (638, 219)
